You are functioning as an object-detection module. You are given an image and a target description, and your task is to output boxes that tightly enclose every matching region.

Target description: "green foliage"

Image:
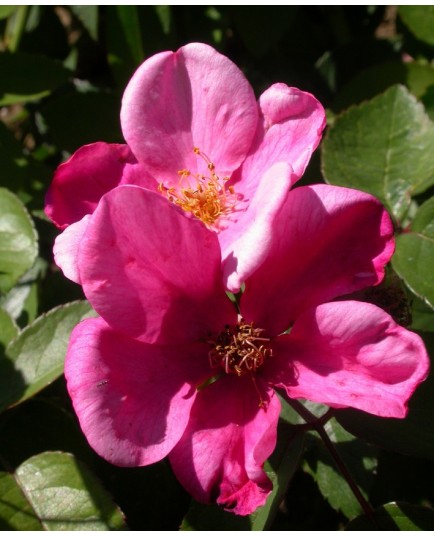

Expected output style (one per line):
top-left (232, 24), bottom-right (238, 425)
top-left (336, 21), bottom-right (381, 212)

top-left (0, 452), bottom-right (126, 530)
top-left (322, 85), bottom-right (434, 222)
top-left (0, 5), bottom-right (434, 531)
top-left (346, 502), bottom-right (434, 530)
top-left (0, 188), bottom-right (37, 293)
top-left (0, 301), bottom-right (96, 413)
top-left (393, 197), bottom-right (434, 309)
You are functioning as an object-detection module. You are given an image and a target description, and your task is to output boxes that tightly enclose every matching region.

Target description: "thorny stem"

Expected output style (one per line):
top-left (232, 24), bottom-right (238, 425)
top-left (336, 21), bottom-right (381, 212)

top-left (285, 397), bottom-right (378, 526)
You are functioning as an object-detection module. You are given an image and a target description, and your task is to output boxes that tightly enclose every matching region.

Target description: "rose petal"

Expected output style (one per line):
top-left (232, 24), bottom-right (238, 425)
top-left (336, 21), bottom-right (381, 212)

top-left (79, 185), bottom-right (237, 344)
top-left (45, 142), bottom-right (154, 229)
top-left (53, 215), bottom-right (91, 284)
top-left (169, 374), bottom-right (280, 515)
top-left (220, 162), bottom-right (295, 292)
top-left (241, 184), bottom-right (395, 336)
top-left (232, 84), bottom-right (325, 201)
top-left (121, 43), bottom-right (258, 183)
top-left (264, 301), bottom-right (429, 418)
top-left (65, 317), bottom-right (211, 466)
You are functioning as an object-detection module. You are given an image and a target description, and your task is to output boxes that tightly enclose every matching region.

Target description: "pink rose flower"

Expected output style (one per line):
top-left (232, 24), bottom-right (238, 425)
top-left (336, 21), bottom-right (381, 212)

top-left (45, 42), bottom-right (325, 291)
top-left (65, 184), bottom-right (429, 516)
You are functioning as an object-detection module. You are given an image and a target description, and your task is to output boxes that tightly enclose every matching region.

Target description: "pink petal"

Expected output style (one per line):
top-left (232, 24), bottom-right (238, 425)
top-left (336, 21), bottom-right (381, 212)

top-left (79, 185), bottom-right (237, 344)
top-left (230, 84), bottom-right (325, 203)
top-left (121, 43), bottom-right (258, 184)
top-left (169, 374), bottom-right (280, 515)
top-left (65, 317), bottom-right (211, 466)
top-left (220, 162), bottom-right (295, 292)
top-left (53, 215), bottom-right (91, 284)
top-left (45, 142), bottom-right (156, 230)
top-left (241, 184), bottom-right (395, 336)
top-left (264, 301), bottom-right (429, 418)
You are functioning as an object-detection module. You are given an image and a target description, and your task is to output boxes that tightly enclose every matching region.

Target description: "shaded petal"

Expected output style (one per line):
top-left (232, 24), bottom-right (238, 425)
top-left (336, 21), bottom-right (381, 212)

top-left (220, 162), bottom-right (295, 291)
top-left (45, 142), bottom-right (155, 229)
top-left (241, 184), bottom-right (395, 336)
top-left (79, 185), bottom-right (236, 344)
top-left (264, 301), bottom-right (429, 418)
top-left (65, 317), bottom-right (211, 466)
top-left (121, 43), bottom-right (258, 183)
top-left (53, 215), bottom-right (91, 284)
top-left (231, 84), bottom-right (325, 202)
top-left (169, 375), bottom-right (280, 515)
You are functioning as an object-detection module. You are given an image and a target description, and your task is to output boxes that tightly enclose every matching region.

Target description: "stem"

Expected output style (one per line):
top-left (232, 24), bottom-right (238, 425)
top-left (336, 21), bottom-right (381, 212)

top-left (286, 397), bottom-right (377, 524)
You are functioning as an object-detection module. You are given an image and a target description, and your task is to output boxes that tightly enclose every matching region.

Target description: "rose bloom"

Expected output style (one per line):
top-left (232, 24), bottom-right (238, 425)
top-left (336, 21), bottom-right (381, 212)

top-left (65, 185), bottom-right (429, 516)
top-left (45, 42), bottom-right (325, 291)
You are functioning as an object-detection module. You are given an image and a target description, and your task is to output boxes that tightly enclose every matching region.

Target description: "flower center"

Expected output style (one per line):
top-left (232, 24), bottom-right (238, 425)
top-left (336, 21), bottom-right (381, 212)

top-left (208, 320), bottom-right (272, 376)
top-left (158, 148), bottom-right (238, 229)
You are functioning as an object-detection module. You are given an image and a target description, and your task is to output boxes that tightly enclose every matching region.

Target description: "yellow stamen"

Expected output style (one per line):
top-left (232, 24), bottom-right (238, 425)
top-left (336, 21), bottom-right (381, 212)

top-left (158, 148), bottom-right (238, 228)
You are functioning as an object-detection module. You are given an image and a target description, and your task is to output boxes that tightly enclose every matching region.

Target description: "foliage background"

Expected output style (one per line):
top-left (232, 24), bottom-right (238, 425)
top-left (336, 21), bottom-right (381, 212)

top-left (1, 5), bottom-right (434, 530)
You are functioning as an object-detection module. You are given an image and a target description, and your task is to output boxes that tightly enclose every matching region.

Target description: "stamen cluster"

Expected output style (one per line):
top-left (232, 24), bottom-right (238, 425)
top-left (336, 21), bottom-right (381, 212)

top-left (208, 320), bottom-right (272, 376)
top-left (158, 148), bottom-right (238, 228)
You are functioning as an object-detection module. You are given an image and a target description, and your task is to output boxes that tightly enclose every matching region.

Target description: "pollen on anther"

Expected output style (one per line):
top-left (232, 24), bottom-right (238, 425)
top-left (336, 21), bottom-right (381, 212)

top-left (158, 147), bottom-right (238, 229)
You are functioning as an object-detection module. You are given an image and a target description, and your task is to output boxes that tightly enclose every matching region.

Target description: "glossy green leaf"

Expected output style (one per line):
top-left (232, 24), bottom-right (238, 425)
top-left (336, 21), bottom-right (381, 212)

top-left (346, 501), bottom-right (434, 530)
top-left (399, 6), bottom-right (434, 47)
top-left (0, 301), bottom-right (97, 413)
top-left (304, 419), bottom-right (378, 519)
top-left (392, 196), bottom-right (434, 309)
top-left (0, 188), bottom-right (37, 293)
top-left (0, 308), bottom-right (18, 350)
top-left (0, 452), bottom-right (126, 530)
top-left (0, 52), bottom-right (70, 105)
top-left (0, 259), bottom-right (46, 325)
top-left (337, 331), bottom-right (434, 460)
top-left (0, 472), bottom-right (41, 530)
top-left (323, 85), bottom-right (434, 221)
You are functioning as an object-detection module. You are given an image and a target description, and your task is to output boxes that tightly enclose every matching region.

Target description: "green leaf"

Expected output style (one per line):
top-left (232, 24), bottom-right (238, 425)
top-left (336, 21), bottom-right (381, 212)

top-left (304, 419), bottom-right (378, 519)
top-left (106, 6), bottom-right (144, 85)
top-left (392, 196), bottom-right (434, 309)
top-left (0, 472), bottom-right (41, 530)
top-left (399, 6), bottom-right (434, 47)
top-left (336, 331), bottom-right (434, 460)
top-left (334, 61), bottom-right (434, 111)
top-left (0, 452), bottom-right (126, 530)
top-left (0, 52), bottom-right (70, 105)
top-left (0, 301), bottom-right (97, 413)
top-left (0, 308), bottom-right (18, 350)
top-left (0, 259), bottom-right (46, 325)
top-left (0, 6), bottom-right (16, 19)
top-left (70, 6), bottom-right (99, 41)
top-left (346, 502), bottom-right (434, 530)
top-left (411, 294), bottom-right (434, 332)
top-left (0, 188), bottom-right (37, 293)
top-left (322, 85), bottom-right (434, 221)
